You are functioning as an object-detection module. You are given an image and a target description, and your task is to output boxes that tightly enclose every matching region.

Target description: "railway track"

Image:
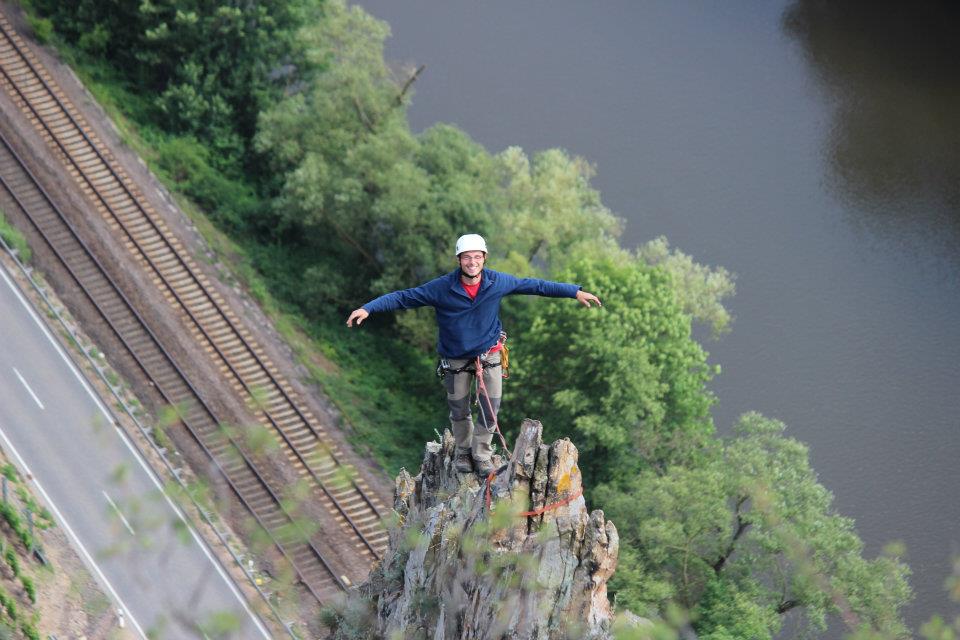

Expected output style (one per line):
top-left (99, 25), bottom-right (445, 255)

top-left (0, 11), bottom-right (388, 597)
top-left (0, 127), bottom-right (348, 602)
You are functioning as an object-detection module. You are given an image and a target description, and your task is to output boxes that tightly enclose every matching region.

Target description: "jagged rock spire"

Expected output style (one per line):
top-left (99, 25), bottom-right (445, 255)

top-left (358, 419), bottom-right (619, 640)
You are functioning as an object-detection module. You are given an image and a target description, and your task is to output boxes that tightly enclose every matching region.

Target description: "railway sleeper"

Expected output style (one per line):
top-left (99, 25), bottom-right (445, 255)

top-left (126, 219), bottom-right (153, 236)
top-left (234, 363), bottom-right (265, 382)
top-left (305, 459), bottom-right (337, 476)
top-left (112, 203), bottom-right (142, 219)
top-left (19, 85), bottom-right (48, 102)
top-left (47, 117), bottom-right (75, 133)
top-left (69, 149), bottom-right (100, 166)
top-left (84, 166), bottom-right (116, 183)
top-left (141, 240), bottom-right (173, 259)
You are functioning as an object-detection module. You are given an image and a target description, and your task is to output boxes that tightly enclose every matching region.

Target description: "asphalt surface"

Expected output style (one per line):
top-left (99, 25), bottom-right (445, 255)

top-left (0, 263), bottom-right (271, 639)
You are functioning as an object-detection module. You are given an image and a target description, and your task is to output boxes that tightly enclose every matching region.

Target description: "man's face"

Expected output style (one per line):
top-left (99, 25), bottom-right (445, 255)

top-left (458, 251), bottom-right (485, 278)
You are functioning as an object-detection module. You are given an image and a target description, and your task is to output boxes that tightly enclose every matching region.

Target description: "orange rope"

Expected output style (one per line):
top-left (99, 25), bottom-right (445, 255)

top-left (484, 471), bottom-right (584, 517)
top-left (485, 471), bottom-right (496, 510)
top-left (475, 355), bottom-right (510, 456)
top-left (518, 488), bottom-right (584, 517)
top-left (472, 340), bottom-right (583, 519)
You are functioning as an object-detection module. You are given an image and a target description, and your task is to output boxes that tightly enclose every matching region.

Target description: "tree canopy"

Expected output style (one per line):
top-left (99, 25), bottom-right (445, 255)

top-left (596, 413), bottom-right (912, 639)
top-left (32, 0), bottom-right (323, 166)
top-left (503, 254), bottom-right (716, 483)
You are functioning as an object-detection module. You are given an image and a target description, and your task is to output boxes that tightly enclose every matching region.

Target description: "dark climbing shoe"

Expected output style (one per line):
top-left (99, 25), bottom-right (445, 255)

top-left (474, 457), bottom-right (495, 477)
top-left (454, 450), bottom-right (474, 473)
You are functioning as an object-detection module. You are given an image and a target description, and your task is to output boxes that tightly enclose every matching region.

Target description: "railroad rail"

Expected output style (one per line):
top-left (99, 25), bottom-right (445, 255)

top-left (0, 127), bottom-right (347, 602)
top-left (0, 11), bottom-right (388, 594)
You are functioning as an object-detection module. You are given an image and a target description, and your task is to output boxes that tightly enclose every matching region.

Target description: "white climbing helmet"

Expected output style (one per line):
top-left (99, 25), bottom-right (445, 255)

top-left (455, 234), bottom-right (487, 256)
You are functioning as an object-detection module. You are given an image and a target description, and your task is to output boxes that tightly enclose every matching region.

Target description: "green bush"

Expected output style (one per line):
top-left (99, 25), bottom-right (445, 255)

top-left (25, 15), bottom-right (53, 44)
top-left (0, 503), bottom-right (33, 551)
top-left (20, 576), bottom-right (35, 604)
top-left (154, 136), bottom-right (262, 231)
top-left (76, 22), bottom-right (109, 55)
top-left (0, 467), bottom-right (15, 483)
top-left (7, 488), bottom-right (50, 532)
top-left (3, 547), bottom-right (18, 579)
top-left (0, 214), bottom-right (31, 262)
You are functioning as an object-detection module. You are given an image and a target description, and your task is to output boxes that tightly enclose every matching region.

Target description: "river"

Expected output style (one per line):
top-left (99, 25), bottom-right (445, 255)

top-left (357, 1), bottom-right (960, 634)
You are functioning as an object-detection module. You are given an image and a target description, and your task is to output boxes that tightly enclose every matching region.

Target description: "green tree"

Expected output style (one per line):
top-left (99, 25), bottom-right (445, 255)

top-left (491, 146), bottom-right (622, 274)
top-left (256, 1), bottom-right (500, 320)
top-left (597, 412), bottom-right (912, 639)
top-left (637, 236), bottom-right (736, 336)
top-left (504, 254), bottom-right (716, 483)
top-left (32, 0), bottom-right (322, 166)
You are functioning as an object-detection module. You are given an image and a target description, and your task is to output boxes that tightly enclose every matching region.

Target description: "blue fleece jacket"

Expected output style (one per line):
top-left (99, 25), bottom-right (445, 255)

top-left (362, 268), bottom-right (580, 358)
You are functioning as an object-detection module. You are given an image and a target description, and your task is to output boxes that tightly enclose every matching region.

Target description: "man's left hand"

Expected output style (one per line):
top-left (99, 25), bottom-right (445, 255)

top-left (576, 290), bottom-right (602, 308)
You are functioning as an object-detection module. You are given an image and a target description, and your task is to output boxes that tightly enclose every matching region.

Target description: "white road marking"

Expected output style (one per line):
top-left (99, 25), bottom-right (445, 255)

top-left (102, 490), bottom-right (136, 535)
top-left (1, 259), bottom-right (272, 638)
top-left (12, 367), bottom-right (44, 410)
top-left (0, 420), bottom-right (147, 639)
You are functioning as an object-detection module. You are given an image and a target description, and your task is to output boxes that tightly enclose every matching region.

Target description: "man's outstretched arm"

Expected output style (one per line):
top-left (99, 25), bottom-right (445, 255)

top-left (509, 275), bottom-right (602, 307)
top-left (346, 278), bottom-right (442, 327)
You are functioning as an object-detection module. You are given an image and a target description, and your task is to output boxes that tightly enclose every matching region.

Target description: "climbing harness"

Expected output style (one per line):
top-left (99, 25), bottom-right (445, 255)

top-left (436, 332), bottom-right (509, 379)
top-left (435, 358), bottom-right (499, 378)
top-left (433, 334), bottom-right (510, 455)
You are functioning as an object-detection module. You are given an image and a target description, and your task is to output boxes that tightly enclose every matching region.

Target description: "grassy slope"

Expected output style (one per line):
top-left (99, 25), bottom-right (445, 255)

top-left (35, 38), bottom-right (440, 478)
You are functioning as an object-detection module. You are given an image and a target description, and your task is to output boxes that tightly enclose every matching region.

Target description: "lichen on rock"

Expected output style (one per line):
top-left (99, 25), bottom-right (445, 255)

top-left (333, 419), bottom-right (619, 640)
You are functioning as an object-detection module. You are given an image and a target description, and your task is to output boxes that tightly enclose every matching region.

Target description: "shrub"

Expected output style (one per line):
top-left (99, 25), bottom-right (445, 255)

top-left (0, 214), bottom-right (31, 262)
top-left (155, 136), bottom-right (260, 231)
top-left (3, 547), bottom-right (18, 579)
top-left (20, 576), bottom-right (35, 604)
top-left (0, 503), bottom-right (33, 550)
top-left (25, 16), bottom-right (53, 44)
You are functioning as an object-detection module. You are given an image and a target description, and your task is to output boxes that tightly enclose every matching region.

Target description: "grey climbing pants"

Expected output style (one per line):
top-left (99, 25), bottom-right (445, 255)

top-left (443, 353), bottom-right (502, 462)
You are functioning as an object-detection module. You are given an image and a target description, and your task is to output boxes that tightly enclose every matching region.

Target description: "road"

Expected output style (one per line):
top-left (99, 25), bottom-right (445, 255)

top-left (0, 263), bottom-right (272, 639)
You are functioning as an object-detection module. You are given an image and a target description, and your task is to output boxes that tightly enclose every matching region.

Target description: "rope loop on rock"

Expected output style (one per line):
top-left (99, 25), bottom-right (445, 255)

top-left (483, 470), bottom-right (584, 518)
top-left (517, 489), bottom-right (584, 517)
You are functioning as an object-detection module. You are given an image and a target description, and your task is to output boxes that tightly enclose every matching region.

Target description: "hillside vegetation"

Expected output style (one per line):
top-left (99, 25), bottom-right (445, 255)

top-left (24, 1), bottom-right (913, 637)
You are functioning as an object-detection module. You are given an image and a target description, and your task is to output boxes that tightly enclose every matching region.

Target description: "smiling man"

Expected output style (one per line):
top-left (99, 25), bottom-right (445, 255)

top-left (347, 234), bottom-right (601, 476)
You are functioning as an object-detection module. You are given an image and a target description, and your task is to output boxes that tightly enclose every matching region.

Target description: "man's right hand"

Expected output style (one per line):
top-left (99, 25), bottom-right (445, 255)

top-left (346, 308), bottom-right (369, 327)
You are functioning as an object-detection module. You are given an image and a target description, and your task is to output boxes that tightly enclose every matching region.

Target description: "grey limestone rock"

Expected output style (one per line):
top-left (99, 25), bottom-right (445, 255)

top-left (359, 419), bottom-right (619, 640)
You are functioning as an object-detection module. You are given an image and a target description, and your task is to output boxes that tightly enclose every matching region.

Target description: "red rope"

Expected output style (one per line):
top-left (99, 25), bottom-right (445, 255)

top-left (475, 355), bottom-right (510, 456)
top-left (473, 341), bottom-right (583, 519)
top-left (485, 471), bottom-right (496, 511)
top-left (484, 471), bottom-right (584, 517)
top-left (518, 488), bottom-right (583, 517)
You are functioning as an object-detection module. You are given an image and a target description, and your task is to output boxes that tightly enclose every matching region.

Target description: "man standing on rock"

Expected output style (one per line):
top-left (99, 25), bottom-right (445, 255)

top-left (346, 234), bottom-right (601, 476)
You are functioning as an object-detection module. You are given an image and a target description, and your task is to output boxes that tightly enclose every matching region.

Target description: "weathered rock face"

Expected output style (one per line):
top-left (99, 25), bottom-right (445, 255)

top-left (358, 419), bottom-right (619, 640)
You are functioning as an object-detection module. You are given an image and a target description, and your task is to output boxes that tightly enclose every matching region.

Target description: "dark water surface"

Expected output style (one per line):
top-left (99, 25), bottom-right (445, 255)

top-left (358, 0), bottom-right (960, 632)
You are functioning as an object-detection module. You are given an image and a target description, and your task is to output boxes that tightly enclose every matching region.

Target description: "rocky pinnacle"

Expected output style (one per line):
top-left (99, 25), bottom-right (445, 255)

top-left (357, 419), bottom-right (619, 640)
